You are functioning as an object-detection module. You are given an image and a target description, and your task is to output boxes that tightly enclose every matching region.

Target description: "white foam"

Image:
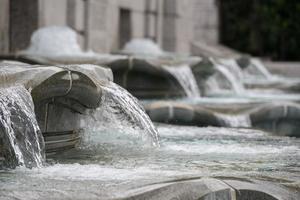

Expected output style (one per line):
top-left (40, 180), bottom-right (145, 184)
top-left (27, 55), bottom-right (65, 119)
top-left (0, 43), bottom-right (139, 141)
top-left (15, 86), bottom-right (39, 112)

top-left (122, 38), bottom-right (164, 56)
top-left (24, 26), bottom-right (95, 57)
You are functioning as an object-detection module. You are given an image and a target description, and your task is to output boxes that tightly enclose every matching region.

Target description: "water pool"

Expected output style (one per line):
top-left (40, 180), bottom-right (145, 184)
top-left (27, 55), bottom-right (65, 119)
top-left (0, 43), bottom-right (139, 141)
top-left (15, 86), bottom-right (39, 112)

top-left (1, 124), bottom-right (299, 199)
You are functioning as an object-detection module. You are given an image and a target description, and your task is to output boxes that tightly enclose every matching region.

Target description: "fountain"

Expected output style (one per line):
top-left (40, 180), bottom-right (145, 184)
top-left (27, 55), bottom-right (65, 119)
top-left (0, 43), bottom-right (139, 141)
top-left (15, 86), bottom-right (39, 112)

top-left (0, 26), bottom-right (299, 199)
top-left (0, 61), bottom-right (159, 167)
top-left (162, 64), bottom-right (201, 98)
top-left (0, 86), bottom-right (45, 168)
top-left (206, 61), bottom-right (246, 96)
top-left (236, 56), bottom-right (300, 93)
top-left (105, 58), bottom-right (187, 98)
top-left (91, 82), bottom-right (159, 146)
top-left (122, 38), bottom-right (164, 56)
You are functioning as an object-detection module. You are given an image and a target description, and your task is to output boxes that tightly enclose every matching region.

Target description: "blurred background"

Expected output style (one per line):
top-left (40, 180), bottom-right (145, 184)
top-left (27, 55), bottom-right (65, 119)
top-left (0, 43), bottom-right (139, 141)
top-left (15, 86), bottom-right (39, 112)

top-left (0, 0), bottom-right (299, 61)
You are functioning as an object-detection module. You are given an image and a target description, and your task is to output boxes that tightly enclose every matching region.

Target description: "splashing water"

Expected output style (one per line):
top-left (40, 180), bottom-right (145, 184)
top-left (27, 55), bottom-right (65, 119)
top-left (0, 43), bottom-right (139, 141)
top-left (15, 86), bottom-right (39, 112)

top-left (81, 82), bottom-right (159, 146)
top-left (215, 113), bottom-right (251, 128)
top-left (163, 65), bottom-right (201, 98)
top-left (0, 86), bottom-right (45, 168)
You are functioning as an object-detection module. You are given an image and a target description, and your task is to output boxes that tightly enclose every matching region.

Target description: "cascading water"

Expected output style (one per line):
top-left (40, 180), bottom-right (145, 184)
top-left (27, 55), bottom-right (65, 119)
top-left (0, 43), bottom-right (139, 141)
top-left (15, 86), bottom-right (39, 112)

top-left (219, 59), bottom-right (244, 81)
top-left (163, 65), bottom-right (201, 98)
top-left (206, 63), bottom-right (246, 95)
top-left (0, 85), bottom-right (45, 168)
top-left (247, 58), bottom-right (273, 80)
top-left (215, 113), bottom-right (251, 128)
top-left (81, 82), bottom-right (160, 146)
top-left (204, 74), bottom-right (223, 94)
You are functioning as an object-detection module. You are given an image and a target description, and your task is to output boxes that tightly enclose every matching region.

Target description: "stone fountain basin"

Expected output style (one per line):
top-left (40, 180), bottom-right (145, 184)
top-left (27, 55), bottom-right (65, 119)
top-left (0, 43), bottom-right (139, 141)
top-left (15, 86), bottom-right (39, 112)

top-left (144, 100), bottom-right (300, 137)
top-left (10, 54), bottom-right (186, 98)
top-left (117, 177), bottom-right (299, 200)
top-left (14, 53), bottom-right (216, 99)
top-left (43, 130), bottom-right (81, 155)
top-left (0, 61), bottom-right (113, 155)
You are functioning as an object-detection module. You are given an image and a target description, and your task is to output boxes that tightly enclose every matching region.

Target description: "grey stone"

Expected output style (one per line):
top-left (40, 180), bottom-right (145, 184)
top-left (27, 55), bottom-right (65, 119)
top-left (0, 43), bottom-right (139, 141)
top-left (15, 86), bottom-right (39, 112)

top-left (0, 63), bottom-right (112, 155)
top-left (236, 55), bottom-right (251, 69)
top-left (191, 57), bottom-right (215, 94)
top-left (106, 58), bottom-right (186, 99)
top-left (250, 103), bottom-right (300, 137)
top-left (145, 101), bottom-right (221, 127)
top-left (116, 177), bottom-right (299, 200)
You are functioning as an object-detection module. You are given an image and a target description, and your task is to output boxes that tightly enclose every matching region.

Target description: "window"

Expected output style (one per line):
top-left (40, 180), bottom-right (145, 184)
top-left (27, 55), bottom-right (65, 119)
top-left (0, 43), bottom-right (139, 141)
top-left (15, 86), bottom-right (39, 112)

top-left (119, 8), bottom-right (131, 49)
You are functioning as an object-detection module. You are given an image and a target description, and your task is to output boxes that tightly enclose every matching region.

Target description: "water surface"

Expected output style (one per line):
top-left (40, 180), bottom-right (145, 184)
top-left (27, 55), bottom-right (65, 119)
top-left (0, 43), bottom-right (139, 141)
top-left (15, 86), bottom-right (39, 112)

top-left (1, 124), bottom-right (299, 199)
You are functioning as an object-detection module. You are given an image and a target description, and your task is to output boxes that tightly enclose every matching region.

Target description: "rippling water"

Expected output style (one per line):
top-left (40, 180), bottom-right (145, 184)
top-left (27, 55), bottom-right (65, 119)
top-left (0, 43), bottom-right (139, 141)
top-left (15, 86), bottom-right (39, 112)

top-left (0, 124), bottom-right (299, 199)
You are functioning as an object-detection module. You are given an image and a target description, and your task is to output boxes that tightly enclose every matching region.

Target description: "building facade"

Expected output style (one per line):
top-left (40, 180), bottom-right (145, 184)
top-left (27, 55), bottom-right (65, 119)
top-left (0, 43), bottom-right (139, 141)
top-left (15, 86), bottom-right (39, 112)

top-left (0, 0), bottom-right (219, 55)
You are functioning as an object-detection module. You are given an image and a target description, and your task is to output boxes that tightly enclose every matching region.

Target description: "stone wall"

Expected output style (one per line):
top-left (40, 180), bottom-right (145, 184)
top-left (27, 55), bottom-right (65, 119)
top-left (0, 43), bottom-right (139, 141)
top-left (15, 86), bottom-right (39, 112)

top-left (0, 0), bottom-right (9, 54)
top-left (192, 0), bottom-right (219, 44)
top-left (9, 0), bottom-right (39, 53)
top-left (0, 0), bottom-right (220, 55)
top-left (160, 0), bottom-right (219, 54)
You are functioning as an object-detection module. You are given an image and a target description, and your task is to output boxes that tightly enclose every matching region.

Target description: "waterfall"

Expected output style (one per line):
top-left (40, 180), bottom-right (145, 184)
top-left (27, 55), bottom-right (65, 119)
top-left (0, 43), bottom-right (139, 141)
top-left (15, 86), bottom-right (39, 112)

top-left (219, 59), bottom-right (244, 81)
top-left (206, 63), bottom-right (246, 95)
top-left (0, 86), bottom-right (45, 168)
top-left (247, 59), bottom-right (273, 80)
top-left (163, 65), bottom-right (201, 98)
top-left (215, 113), bottom-right (251, 128)
top-left (81, 82), bottom-right (160, 146)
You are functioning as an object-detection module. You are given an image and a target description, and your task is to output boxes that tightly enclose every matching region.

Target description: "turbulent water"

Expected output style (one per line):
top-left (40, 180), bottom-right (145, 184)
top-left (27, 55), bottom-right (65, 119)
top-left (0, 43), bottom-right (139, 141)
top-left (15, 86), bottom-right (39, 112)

top-left (0, 124), bottom-right (299, 199)
top-left (81, 82), bottom-right (160, 146)
top-left (163, 65), bottom-right (201, 98)
top-left (0, 86), bottom-right (45, 168)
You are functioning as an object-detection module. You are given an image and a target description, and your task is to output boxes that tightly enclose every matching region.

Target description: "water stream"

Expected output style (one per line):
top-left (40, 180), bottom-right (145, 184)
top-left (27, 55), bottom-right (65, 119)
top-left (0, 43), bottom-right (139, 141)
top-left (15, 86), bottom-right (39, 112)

top-left (206, 63), bottom-right (246, 95)
top-left (0, 86), bottom-right (45, 168)
top-left (163, 65), bottom-right (201, 98)
top-left (247, 59), bottom-right (273, 80)
top-left (215, 113), bottom-right (251, 128)
top-left (81, 82), bottom-right (160, 146)
top-left (219, 59), bottom-right (244, 81)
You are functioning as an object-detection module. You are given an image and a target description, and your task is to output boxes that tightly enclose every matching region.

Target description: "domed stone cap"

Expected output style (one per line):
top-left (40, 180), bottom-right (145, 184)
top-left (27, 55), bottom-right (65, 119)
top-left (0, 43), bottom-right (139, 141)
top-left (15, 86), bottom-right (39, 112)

top-left (190, 57), bottom-right (215, 81)
top-left (236, 55), bottom-right (251, 69)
